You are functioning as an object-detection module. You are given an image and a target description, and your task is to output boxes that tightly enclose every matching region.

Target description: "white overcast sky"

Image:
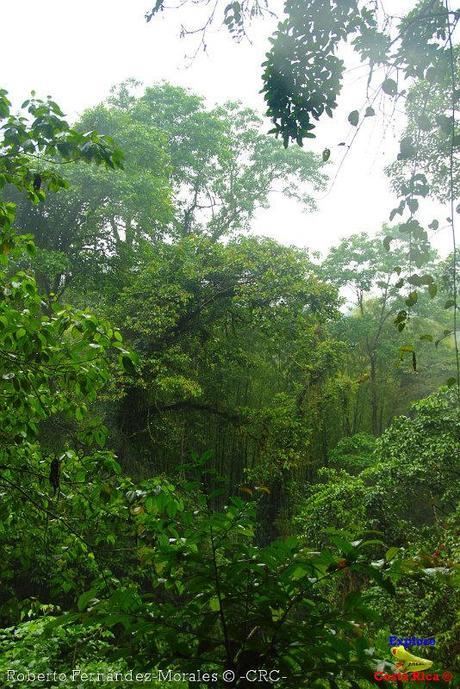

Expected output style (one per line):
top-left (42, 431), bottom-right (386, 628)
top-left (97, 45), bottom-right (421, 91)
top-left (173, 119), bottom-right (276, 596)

top-left (1, 0), bottom-right (452, 256)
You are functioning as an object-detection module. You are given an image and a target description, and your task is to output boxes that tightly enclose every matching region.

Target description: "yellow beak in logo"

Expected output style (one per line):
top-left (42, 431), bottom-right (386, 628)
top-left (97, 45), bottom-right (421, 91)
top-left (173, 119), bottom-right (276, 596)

top-left (391, 645), bottom-right (433, 672)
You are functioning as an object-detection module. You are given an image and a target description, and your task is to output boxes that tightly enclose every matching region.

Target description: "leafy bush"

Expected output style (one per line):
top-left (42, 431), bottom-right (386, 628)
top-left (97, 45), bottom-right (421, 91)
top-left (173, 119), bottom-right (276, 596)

top-left (329, 434), bottom-right (377, 474)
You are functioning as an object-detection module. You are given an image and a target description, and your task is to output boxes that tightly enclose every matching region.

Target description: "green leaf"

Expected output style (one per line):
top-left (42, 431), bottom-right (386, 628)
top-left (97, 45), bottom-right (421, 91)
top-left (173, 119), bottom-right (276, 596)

top-left (322, 148), bottom-right (331, 162)
top-left (290, 565), bottom-right (309, 581)
top-left (405, 291), bottom-right (418, 307)
top-left (385, 547), bottom-right (399, 562)
top-left (77, 589), bottom-right (98, 612)
top-left (209, 596), bottom-right (220, 612)
top-left (348, 110), bottom-right (359, 127)
top-left (428, 283), bottom-right (437, 298)
top-left (407, 198), bottom-right (418, 213)
top-left (120, 354), bottom-right (137, 376)
top-left (382, 78), bottom-right (397, 95)
top-left (398, 137), bottom-right (416, 160)
top-left (383, 236), bottom-right (392, 251)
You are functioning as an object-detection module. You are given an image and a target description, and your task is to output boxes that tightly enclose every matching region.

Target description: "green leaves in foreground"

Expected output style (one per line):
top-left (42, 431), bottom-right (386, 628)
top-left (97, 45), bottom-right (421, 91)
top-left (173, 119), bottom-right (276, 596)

top-left (35, 474), bottom-right (400, 688)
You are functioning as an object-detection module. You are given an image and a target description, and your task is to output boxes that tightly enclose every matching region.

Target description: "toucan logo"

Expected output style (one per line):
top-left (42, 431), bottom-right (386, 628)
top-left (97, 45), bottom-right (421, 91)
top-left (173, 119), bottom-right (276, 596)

top-left (391, 645), bottom-right (433, 672)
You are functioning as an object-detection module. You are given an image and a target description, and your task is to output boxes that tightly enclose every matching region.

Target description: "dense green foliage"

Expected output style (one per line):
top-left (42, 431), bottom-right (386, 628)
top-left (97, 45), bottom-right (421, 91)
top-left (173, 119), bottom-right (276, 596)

top-left (144, 0), bottom-right (460, 385)
top-left (1, 4), bottom-right (460, 684)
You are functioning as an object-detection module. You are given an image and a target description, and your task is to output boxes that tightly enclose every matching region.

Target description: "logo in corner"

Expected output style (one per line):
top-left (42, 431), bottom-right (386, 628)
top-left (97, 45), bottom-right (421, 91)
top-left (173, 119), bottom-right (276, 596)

top-left (391, 645), bottom-right (433, 672)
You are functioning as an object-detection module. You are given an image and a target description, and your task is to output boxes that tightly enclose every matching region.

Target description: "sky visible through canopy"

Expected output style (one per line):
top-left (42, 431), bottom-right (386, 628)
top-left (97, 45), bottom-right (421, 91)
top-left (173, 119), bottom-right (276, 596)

top-left (2, 0), bottom-right (450, 256)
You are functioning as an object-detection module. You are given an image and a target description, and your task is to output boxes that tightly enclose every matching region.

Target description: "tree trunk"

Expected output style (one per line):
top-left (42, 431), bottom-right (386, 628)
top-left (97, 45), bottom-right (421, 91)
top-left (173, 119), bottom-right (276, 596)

top-left (370, 352), bottom-right (378, 436)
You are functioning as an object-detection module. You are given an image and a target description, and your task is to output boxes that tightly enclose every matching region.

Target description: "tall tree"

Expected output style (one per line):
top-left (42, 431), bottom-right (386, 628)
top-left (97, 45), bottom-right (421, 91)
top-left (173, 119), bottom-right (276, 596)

top-left (113, 234), bottom-right (341, 495)
top-left (11, 83), bottom-right (326, 300)
top-left (322, 228), bottom-right (438, 435)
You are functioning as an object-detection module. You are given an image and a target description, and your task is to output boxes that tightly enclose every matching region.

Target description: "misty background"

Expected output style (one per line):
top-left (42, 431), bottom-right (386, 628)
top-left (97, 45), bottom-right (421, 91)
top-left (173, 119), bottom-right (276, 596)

top-left (2, 0), bottom-right (451, 255)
